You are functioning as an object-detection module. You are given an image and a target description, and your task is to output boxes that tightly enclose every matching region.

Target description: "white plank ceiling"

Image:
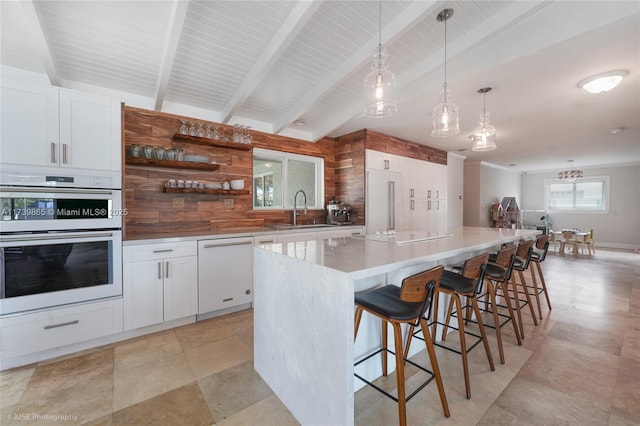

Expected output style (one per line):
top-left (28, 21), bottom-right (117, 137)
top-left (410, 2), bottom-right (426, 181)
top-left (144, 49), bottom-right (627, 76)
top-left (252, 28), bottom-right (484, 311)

top-left (1, 0), bottom-right (638, 172)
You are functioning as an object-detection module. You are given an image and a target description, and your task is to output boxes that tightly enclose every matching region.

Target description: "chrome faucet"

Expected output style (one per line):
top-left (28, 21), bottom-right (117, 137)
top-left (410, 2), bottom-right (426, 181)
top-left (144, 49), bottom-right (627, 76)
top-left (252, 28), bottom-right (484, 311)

top-left (293, 189), bottom-right (307, 227)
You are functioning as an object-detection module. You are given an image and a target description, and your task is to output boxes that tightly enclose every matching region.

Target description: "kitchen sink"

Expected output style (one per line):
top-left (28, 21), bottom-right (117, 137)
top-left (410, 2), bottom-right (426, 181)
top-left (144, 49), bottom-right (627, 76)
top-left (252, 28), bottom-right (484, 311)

top-left (267, 224), bottom-right (336, 230)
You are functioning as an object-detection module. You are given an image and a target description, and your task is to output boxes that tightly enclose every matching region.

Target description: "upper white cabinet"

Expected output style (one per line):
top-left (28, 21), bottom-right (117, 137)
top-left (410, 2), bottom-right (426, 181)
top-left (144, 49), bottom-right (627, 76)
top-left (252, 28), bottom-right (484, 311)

top-left (0, 79), bottom-right (121, 172)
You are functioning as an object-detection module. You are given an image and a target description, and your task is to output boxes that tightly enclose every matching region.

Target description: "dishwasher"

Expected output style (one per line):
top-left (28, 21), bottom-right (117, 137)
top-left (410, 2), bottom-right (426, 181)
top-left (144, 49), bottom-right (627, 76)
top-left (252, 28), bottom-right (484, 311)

top-left (197, 236), bottom-right (253, 317)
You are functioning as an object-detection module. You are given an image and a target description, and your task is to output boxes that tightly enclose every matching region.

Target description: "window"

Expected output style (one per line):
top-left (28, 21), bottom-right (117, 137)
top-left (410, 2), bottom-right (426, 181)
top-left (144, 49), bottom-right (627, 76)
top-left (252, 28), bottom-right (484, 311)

top-left (545, 176), bottom-right (609, 213)
top-left (253, 148), bottom-right (324, 210)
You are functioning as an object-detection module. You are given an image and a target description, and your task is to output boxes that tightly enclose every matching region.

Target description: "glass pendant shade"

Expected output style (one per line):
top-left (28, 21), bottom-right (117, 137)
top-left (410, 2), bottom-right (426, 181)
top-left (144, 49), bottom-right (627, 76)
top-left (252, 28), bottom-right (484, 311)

top-left (472, 112), bottom-right (497, 151)
top-left (431, 85), bottom-right (459, 137)
top-left (363, 47), bottom-right (397, 117)
top-left (431, 8), bottom-right (459, 137)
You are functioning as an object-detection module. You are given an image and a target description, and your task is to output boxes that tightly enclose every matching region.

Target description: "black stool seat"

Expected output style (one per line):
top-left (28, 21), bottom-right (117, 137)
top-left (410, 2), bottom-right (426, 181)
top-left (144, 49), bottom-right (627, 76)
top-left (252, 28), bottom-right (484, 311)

top-left (530, 251), bottom-right (542, 261)
top-left (513, 257), bottom-right (526, 269)
top-left (440, 270), bottom-right (475, 293)
top-left (355, 285), bottom-right (422, 321)
top-left (484, 263), bottom-right (508, 280)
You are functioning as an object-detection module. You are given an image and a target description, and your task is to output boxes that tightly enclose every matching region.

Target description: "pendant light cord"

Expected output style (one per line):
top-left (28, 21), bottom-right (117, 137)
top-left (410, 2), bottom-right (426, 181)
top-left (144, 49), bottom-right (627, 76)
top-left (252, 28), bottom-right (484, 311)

top-left (443, 14), bottom-right (447, 89)
top-left (377, 0), bottom-right (382, 69)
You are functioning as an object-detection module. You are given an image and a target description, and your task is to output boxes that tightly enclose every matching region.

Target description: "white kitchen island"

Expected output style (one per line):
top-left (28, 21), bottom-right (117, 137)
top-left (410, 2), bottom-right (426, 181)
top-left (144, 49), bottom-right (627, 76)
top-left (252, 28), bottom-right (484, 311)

top-left (253, 226), bottom-right (540, 426)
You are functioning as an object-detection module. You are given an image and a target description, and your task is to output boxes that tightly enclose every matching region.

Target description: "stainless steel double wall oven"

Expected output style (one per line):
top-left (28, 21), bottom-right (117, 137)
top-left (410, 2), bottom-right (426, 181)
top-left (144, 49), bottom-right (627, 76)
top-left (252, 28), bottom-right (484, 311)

top-left (0, 169), bottom-right (123, 316)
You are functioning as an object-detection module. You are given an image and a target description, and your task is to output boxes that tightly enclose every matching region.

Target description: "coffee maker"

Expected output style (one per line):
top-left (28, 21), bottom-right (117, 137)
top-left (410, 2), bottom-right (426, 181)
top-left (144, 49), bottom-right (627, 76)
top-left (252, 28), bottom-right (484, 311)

top-left (326, 200), bottom-right (352, 225)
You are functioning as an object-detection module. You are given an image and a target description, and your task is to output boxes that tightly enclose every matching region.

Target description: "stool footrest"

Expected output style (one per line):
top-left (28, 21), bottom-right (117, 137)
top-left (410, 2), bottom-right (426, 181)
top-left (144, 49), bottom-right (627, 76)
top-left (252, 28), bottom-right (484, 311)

top-left (414, 321), bottom-right (484, 356)
top-left (354, 348), bottom-right (436, 404)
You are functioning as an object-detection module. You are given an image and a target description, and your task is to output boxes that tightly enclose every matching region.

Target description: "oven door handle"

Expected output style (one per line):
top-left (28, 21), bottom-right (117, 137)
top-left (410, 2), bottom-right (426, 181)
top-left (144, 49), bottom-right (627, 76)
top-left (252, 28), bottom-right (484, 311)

top-left (1, 232), bottom-right (114, 243)
top-left (0, 186), bottom-right (116, 195)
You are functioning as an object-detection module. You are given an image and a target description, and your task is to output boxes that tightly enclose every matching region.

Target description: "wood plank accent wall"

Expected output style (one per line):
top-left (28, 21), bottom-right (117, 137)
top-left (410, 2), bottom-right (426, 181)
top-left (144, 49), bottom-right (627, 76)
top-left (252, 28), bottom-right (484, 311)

top-left (334, 129), bottom-right (448, 226)
top-left (123, 106), bottom-right (335, 240)
top-left (364, 130), bottom-right (448, 165)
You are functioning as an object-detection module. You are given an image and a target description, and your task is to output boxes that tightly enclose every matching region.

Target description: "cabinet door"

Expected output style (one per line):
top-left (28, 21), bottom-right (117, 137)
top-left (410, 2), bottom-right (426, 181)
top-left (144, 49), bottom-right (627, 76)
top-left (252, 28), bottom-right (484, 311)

top-left (278, 231), bottom-right (317, 243)
top-left (0, 80), bottom-right (59, 167)
top-left (365, 149), bottom-right (392, 171)
top-left (163, 256), bottom-right (198, 322)
top-left (59, 89), bottom-right (121, 172)
top-left (123, 260), bottom-right (164, 331)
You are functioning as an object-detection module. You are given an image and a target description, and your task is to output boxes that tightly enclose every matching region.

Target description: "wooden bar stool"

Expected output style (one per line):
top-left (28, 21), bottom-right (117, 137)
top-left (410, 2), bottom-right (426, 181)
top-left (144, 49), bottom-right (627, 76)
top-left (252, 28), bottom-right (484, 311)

top-left (354, 265), bottom-right (450, 426)
top-left (479, 244), bottom-right (522, 364)
top-left (528, 234), bottom-right (552, 320)
top-left (431, 252), bottom-right (495, 399)
top-left (511, 239), bottom-right (539, 338)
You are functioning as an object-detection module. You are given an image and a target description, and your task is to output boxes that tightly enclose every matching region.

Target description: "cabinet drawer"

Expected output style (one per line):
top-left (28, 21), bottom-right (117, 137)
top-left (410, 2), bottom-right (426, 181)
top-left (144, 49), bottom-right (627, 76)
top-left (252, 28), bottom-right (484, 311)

top-left (1, 299), bottom-right (123, 360)
top-left (123, 241), bottom-right (197, 262)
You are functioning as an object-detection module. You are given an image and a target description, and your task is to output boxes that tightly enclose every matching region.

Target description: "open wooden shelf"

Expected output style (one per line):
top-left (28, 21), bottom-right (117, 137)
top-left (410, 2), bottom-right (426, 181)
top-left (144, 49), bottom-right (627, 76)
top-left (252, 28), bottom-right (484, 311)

top-left (163, 187), bottom-right (249, 195)
top-left (172, 134), bottom-right (253, 151)
top-left (125, 156), bottom-right (221, 171)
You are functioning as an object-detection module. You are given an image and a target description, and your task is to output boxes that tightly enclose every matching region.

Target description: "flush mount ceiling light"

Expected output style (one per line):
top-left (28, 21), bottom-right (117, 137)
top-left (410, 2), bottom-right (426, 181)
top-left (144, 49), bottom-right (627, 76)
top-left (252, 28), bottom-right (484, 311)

top-left (293, 119), bottom-right (306, 126)
top-left (578, 70), bottom-right (627, 94)
top-left (471, 87), bottom-right (497, 151)
top-left (363, 0), bottom-right (397, 118)
top-left (557, 160), bottom-right (583, 182)
top-left (431, 8), bottom-right (459, 137)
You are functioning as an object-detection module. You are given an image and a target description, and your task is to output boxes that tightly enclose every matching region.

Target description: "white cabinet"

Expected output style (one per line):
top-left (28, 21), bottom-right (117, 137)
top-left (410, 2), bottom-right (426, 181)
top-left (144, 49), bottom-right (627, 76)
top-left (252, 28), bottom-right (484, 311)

top-left (0, 79), bottom-right (121, 172)
top-left (254, 234), bottom-right (279, 245)
top-left (319, 227), bottom-right (364, 239)
top-left (0, 298), bottom-right (123, 361)
top-left (198, 237), bottom-right (253, 315)
top-left (366, 149), bottom-right (405, 173)
top-left (123, 242), bottom-right (198, 331)
top-left (278, 231), bottom-right (318, 244)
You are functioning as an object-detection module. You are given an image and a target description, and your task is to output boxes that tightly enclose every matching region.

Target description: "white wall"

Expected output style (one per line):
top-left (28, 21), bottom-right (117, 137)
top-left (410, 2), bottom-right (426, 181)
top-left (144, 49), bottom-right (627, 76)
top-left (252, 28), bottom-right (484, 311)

top-left (463, 161), bottom-right (522, 227)
top-left (521, 164), bottom-right (640, 249)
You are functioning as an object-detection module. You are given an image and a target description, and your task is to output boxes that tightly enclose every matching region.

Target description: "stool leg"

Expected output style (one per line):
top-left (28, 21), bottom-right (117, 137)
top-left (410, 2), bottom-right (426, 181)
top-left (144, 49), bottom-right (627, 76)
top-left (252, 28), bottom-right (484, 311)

top-left (354, 306), bottom-right (364, 341)
top-left (403, 325), bottom-right (415, 361)
top-left (392, 322), bottom-right (407, 426)
top-left (497, 280), bottom-right (522, 346)
top-left (529, 264), bottom-right (543, 320)
top-left (382, 319), bottom-right (388, 376)
top-left (517, 270), bottom-right (539, 326)
top-left (486, 279), bottom-right (505, 364)
top-left (419, 318), bottom-right (450, 418)
top-left (441, 296), bottom-right (455, 341)
top-left (452, 294), bottom-right (472, 399)
top-left (535, 261), bottom-right (552, 313)
top-left (471, 296), bottom-right (495, 373)
top-left (508, 276), bottom-right (526, 339)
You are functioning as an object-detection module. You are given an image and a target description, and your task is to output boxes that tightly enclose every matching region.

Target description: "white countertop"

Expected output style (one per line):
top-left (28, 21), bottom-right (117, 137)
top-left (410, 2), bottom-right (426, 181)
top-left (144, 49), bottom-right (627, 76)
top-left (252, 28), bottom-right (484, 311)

top-left (122, 224), bottom-right (363, 246)
top-left (257, 226), bottom-right (540, 280)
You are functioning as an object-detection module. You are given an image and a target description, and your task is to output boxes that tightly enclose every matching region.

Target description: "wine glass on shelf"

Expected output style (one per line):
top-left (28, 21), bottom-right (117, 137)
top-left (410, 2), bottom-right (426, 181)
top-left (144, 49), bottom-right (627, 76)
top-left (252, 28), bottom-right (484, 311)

top-left (205, 124), bottom-right (213, 138)
top-left (189, 122), bottom-right (197, 136)
top-left (179, 120), bottom-right (188, 135)
top-left (196, 123), bottom-right (205, 137)
top-left (243, 126), bottom-right (252, 144)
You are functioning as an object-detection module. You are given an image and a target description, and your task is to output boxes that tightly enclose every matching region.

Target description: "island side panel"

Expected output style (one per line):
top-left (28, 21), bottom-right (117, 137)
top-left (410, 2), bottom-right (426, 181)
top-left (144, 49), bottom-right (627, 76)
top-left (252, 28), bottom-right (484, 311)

top-left (254, 247), bottom-right (355, 426)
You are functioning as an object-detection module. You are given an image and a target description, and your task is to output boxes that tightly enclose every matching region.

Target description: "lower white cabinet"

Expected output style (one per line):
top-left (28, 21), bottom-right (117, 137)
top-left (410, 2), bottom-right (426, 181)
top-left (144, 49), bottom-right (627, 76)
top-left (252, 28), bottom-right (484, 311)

top-left (123, 241), bottom-right (197, 331)
top-left (0, 298), bottom-right (123, 361)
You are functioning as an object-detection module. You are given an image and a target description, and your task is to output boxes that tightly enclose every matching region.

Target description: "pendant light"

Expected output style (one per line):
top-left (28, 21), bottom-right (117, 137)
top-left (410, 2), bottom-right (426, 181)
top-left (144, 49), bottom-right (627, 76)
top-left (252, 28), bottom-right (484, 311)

top-left (363, 0), bottom-right (397, 117)
top-left (557, 160), bottom-right (583, 182)
top-left (431, 8), bottom-right (459, 137)
top-left (471, 87), bottom-right (497, 151)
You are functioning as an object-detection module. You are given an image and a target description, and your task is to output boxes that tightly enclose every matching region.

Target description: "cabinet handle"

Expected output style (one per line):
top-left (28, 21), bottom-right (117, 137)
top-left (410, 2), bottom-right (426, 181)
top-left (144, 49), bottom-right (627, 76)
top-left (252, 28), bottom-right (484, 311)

top-left (436, 190), bottom-right (439, 199)
top-left (428, 200), bottom-right (432, 210)
top-left (153, 249), bottom-right (174, 253)
top-left (62, 143), bottom-right (68, 164)
top-left (437, 200), bottom-right (440, 210)
top-left (51, 142), bottom-right (56, 163)
top-left (44, 320), bottom-right (79, 330)
top-left (384, 159), bottom-right (389, 170)
top-left (203, 241), bottom-right (252, 248)
top-left (257, 239), bottom-right (274, 244)
top-left (223, 297), bottom-right (234, 302)
top-left (427, 190), bottom-right (432, 199)
top-left (158, 262), bottom-right (162, 279)
top-left (410, 188), bottom-right (414, 198)
top-left (165, 261), bottom-right (170, 278)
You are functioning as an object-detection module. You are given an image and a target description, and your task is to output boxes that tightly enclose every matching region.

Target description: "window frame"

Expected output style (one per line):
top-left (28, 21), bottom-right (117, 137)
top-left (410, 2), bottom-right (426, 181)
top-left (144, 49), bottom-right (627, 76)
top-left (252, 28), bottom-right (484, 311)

top-left (252, 147), bottom-right (324, 211)
top-left (544, 175), bottom-right (609, 214)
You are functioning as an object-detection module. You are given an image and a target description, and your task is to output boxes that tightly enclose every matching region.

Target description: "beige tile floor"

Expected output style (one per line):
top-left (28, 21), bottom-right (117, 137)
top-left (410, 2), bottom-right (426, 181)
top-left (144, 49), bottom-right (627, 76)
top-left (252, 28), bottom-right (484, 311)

top-left (1, 247), bottom-right (638, 425)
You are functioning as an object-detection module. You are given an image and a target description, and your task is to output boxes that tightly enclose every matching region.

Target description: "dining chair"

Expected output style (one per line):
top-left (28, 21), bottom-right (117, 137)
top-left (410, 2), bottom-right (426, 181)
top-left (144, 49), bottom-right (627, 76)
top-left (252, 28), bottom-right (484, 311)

top-left (548, 230), bottom-right (560, 253)
top-left (560, 230), bottom-right (578, 255)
